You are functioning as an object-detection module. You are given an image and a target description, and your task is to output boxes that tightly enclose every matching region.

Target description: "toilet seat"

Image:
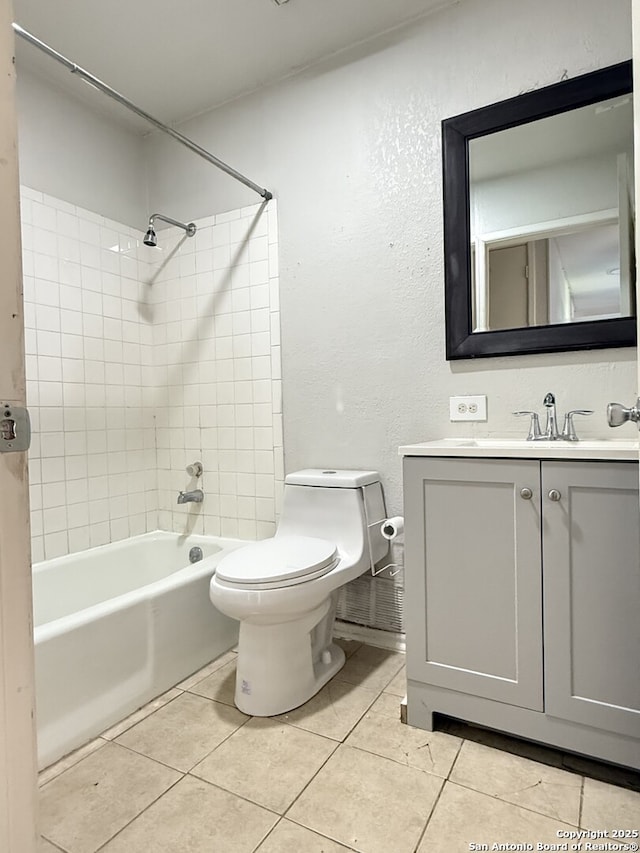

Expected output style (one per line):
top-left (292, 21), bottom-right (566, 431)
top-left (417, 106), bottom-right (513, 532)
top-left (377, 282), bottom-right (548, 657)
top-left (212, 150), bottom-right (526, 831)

top-left (215, 534), bottom-right (339, 590)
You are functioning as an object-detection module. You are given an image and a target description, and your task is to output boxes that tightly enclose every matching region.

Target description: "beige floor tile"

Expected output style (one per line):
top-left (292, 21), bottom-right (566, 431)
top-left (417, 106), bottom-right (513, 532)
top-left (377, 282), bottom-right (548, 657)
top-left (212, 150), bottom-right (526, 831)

top-left (100, 688), bottom-right (182, 740)
top-left (38, 737), bottom-right (107, 787)
top-left (418, 781), bottom-right (577, 853)
top-left (192, 717), bottom-right (337, 813)
top-left (346, 692), bottom-right (461, 777)
top-left (383, 665), bottom-right (406, 697)
top-left (101, 774), bottom-right (277, 853)
top-left (581, 777), bottom-right (640, 830)
top-left (450, 740), bottom-right (582, 825)
top-left (39, 741), bottom-right (180, 853)
top-left (40, 838), bottom-right (62, 852)
top-left (275, 678), bottom-right (379, 742)
top-left (334, 637), bottom-right (362, 659)
top-left (115, 691), bottom-right (248, 771)
top-left (175, 649), bottom-right (237, 691)
top-left (188, 658), bottom-right (237, 707)
top-left (288, 744), bottom-right (443, 853)
top-left (333, 644), bottom-right (405, 693)
top-left (256, 819), bottom-right (353, 853)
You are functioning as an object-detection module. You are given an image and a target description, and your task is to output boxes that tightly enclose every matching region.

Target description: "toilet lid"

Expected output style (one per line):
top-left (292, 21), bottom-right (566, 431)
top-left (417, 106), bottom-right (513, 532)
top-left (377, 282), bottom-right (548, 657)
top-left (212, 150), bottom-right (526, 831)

top-left (215, 534), bottom-right (338, 585)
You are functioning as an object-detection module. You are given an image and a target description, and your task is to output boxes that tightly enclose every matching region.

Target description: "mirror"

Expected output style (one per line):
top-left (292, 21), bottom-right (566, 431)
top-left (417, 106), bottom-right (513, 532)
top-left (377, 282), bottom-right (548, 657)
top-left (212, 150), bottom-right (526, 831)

top-left (443, 61), bottom-right (636, 359)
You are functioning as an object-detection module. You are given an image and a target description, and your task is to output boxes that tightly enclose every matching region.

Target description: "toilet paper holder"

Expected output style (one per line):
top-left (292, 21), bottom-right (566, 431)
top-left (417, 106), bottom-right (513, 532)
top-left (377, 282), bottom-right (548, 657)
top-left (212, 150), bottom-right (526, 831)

top-left (362, 495), bottom-right (403, 578)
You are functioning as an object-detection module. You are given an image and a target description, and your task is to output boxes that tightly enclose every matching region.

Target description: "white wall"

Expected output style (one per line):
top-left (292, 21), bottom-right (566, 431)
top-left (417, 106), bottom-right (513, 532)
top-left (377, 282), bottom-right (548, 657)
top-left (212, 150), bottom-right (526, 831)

top-left (16, 69), bottom-right (147, 228)
top-left (471, 154), bottom-right (619, 236)
top-left (145, 0), bottom-right (635, 516)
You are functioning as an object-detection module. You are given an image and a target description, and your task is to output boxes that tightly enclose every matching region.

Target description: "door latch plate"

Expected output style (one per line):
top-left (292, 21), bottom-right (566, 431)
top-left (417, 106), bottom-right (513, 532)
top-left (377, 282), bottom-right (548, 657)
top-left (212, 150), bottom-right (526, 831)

top-left (0, 403), bottom-right (31, 452)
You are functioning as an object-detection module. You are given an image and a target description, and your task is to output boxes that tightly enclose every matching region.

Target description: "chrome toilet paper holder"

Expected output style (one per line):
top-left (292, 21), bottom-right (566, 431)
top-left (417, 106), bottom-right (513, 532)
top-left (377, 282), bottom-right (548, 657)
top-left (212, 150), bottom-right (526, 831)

top-left (362, 492), bottom-right (402, 578)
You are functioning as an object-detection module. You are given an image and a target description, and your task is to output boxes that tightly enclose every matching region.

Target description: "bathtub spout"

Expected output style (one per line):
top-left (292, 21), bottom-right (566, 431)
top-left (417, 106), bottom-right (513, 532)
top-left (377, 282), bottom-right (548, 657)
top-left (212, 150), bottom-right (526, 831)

top-left (177, 489), bottom-right (204, 504)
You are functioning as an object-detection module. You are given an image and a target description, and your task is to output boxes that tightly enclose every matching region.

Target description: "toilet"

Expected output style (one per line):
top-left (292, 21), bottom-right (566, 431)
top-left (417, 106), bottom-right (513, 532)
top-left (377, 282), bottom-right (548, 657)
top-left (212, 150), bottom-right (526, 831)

top-left (209, 469), bottom-right (388, 716)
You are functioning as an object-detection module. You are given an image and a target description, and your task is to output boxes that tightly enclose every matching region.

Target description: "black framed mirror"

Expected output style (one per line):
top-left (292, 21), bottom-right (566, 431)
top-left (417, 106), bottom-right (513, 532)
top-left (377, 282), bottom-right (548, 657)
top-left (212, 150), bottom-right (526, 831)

top-left (443, 61), bottom-right (636, 360)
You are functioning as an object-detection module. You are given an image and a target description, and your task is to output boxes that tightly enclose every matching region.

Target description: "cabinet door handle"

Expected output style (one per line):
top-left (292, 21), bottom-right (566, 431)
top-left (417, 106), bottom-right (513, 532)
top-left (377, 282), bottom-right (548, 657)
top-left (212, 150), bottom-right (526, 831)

top-left (520, 487), bottom-right (533, 500)
top-left (548, 489), bottom-right (561, 502)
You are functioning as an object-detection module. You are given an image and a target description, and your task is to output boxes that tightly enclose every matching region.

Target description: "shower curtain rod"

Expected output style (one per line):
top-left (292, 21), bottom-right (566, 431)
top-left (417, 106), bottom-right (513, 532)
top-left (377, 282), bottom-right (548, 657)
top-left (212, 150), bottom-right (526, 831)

top-left (12, 23), bottom-right (273, 202)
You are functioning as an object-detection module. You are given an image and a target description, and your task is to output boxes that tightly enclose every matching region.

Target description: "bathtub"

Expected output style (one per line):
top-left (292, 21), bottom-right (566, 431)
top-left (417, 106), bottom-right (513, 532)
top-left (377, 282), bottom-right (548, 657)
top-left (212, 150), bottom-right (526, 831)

top-left (33, 531), bottom-right (245, 770)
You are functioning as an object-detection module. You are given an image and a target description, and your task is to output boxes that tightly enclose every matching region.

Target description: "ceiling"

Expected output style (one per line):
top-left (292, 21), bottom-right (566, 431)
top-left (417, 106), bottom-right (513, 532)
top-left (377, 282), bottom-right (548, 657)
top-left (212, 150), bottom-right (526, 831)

top-left (12, 0), bottom-right (454, 132)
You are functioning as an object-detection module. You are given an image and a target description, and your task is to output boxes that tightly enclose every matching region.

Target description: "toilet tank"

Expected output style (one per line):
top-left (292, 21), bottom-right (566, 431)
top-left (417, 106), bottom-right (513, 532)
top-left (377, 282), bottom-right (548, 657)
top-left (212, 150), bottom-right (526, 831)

top-left (277, 469), bottom-right (389, 566)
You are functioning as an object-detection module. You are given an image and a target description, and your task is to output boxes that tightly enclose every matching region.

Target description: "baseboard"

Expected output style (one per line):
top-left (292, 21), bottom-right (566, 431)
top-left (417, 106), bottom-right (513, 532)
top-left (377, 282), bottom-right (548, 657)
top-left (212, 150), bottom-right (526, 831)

top-left (334, 620), bottom-right (406, 653)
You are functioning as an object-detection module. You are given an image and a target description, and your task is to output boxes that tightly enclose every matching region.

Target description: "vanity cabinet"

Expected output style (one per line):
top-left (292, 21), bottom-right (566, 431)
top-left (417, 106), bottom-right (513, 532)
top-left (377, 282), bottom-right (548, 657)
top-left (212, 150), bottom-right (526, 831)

top-left (404, 455), bottom-right (640, 769)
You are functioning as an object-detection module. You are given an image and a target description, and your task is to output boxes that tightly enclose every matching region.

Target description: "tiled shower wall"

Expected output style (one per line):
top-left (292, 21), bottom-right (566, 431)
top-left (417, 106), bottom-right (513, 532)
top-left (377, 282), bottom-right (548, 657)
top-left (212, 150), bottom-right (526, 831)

top-left (22, 187), bottom-right (157, 563)
top-left (152, 202), bottom-right (283, 540)
top-left (22, 187), bottom-right (282, 561)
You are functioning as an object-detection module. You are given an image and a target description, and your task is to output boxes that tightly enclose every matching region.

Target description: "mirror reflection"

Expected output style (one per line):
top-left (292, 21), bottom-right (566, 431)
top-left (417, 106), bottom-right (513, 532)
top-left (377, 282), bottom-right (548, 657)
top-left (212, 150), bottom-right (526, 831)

top-left (469, 94), bottom-right (635, 333)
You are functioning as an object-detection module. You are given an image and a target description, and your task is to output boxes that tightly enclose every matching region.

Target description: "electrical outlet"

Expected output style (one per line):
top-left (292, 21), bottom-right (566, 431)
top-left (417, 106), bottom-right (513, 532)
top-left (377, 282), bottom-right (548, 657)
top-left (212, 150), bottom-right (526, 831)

top-left (450, 395), bottom-right (487, 421)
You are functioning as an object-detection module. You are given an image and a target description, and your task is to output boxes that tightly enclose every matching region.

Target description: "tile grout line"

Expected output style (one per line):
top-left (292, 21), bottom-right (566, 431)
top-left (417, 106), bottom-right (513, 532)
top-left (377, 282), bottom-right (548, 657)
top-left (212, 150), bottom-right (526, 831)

top-left (184, 711), bottom-right (254, 774)
top-left (41, 835), bottom-right (69, 853)
top-left (108, 696), bottom-right (253, 777)
top-left (102, 689), bottom-right (186, 741)
top-left (92, 771), bottom-right (187, 853)
top-left (38, 737), bottom-right (111, 789)
top-left (278, 736), bottom-right (342, 821)
top-left (435, 776), bottom-right (582, 828)
top-left (411, 731), bottom-right (465, 852)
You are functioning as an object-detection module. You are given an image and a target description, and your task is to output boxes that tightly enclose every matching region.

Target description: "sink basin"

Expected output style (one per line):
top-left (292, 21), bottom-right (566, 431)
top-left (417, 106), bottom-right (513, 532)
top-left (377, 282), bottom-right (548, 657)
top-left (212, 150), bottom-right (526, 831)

top-left (399, 437), bottom-right (639, 461)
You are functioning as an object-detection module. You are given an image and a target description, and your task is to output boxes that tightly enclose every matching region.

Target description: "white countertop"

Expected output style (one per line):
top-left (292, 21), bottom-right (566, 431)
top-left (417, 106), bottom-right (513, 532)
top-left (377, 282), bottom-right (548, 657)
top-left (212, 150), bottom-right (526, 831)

top-left (399, 438), bottom-right (639, 461)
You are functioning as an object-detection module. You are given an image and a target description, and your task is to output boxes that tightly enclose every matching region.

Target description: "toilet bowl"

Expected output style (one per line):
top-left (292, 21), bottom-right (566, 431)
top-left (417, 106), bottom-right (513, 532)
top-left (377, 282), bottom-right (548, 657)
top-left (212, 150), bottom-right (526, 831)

top-left (209, 469), bottom-right (388, 716)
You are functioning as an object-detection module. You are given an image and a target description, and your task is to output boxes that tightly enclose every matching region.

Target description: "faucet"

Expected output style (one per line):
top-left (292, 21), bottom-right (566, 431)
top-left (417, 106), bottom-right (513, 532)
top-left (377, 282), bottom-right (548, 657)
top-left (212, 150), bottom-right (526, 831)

top-left (543, 392), bottom-right (559, 440)
top-left (177, 489), bottom-right (204, 504)
top-left (513, 393), bottom-right (593, 441)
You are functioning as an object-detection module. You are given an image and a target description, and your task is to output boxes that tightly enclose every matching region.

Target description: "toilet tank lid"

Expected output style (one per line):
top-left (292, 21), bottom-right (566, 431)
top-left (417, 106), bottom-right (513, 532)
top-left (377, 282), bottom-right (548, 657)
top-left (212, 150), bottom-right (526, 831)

top-left (285, 469), bottom-right (381, 488)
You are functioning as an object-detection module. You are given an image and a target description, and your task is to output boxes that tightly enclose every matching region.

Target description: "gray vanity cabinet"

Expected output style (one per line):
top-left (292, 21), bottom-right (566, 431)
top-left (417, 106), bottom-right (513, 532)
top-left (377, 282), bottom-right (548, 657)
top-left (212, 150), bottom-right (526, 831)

top-left (404, 455), bottom-right (640, 768)
top-left (404, 457), bottom-right (543, 710)
top-left (541, 461), bottom-right (640, 739)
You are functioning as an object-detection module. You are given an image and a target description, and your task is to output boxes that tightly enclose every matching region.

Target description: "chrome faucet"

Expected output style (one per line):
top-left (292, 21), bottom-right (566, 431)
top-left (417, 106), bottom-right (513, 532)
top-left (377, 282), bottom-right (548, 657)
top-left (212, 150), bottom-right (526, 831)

top-left (543, 392), bottom-right (559, 440)
top-left (177, 489), bottom-right (204, 504)
top-left (514, 393), bottom-right (593, 441)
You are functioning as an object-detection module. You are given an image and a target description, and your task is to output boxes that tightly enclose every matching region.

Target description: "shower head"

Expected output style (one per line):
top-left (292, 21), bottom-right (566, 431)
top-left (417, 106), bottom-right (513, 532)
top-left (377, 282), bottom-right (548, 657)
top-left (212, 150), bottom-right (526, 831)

top-left (143, 226), bottom-right (157, 247)
top-left (143, 213), bottom-right (196, 248)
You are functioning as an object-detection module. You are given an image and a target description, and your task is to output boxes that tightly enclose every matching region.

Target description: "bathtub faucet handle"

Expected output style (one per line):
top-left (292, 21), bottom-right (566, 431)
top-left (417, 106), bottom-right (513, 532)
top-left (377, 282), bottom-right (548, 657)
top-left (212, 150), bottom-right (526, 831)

top-left (186, 461), bottom-right (203, 477)
top-left (177, 489), bottom-right (204, 504)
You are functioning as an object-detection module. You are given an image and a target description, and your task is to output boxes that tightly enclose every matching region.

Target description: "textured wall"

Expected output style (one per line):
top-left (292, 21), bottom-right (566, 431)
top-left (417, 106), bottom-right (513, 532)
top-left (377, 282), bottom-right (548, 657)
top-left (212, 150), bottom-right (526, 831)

top-left (16, 69), bottom-right (147, 228)
top-left (145, 0), bottom-right (635, 521)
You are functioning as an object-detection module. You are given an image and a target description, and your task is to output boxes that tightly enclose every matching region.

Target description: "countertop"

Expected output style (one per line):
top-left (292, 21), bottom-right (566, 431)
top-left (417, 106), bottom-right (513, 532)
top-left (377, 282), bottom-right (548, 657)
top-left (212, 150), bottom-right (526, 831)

top-left (399, 437), bottom-right (639, 461)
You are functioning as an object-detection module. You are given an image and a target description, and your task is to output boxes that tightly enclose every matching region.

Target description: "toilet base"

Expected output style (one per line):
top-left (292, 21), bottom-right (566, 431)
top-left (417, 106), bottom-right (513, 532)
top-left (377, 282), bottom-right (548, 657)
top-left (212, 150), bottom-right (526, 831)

top-left (233, 606), bottom-right (346, 716)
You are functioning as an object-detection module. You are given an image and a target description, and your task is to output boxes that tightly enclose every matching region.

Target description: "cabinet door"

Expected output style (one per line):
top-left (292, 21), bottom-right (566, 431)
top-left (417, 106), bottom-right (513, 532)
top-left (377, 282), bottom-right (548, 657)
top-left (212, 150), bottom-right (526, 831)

top-left (404, 457), bottom-right (543, 710)
top-left (542, 461), bottom-right (640, 738)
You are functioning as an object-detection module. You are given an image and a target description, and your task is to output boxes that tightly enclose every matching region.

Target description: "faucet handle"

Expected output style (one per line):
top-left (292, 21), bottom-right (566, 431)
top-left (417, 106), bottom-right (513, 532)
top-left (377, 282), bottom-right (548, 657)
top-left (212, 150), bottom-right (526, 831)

top-left (561, 410), bottom-right (593, 442)
top-left (513, 411), bottom-right (542, 440)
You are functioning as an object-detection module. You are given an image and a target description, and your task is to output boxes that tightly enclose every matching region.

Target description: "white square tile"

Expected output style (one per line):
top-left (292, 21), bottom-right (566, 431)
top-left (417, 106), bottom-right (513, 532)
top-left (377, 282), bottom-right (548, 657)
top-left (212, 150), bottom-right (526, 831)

top-left (37, 356), bottom-right (62, 383)
top-left (250, 284), bottom-right (270, 310)
top-left (34, 276), bottom-right (59, 306)
top-left (68, 526), bottom-right (91, 553)
top-left (44, 530), bottom-right (69, 559)
top-left (35, 304), bottom-right (60, 333)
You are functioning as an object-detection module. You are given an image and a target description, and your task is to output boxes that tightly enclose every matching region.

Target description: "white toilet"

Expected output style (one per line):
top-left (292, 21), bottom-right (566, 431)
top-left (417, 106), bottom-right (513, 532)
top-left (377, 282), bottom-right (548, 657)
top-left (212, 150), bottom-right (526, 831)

top-left (209, 469), bottom-right (388, 716)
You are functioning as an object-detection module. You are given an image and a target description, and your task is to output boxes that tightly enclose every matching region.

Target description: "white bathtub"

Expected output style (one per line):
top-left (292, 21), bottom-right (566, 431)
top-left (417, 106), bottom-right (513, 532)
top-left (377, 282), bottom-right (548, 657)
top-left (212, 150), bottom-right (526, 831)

top-left (33, 531), bottom-right (244, 770)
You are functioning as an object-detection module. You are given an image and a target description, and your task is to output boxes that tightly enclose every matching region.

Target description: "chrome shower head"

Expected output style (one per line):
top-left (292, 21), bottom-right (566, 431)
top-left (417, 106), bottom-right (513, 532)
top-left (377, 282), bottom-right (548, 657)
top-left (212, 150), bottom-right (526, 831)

top-left (143, 226), bottom-right (157, 247)
top-left (143, 212), bottom-right (196, 248)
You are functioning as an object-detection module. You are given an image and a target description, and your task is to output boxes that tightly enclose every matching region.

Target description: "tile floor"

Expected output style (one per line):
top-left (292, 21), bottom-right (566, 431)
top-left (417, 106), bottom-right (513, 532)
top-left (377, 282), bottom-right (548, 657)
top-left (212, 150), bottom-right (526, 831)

top-left (39, 641), bottom-right (640, 853)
